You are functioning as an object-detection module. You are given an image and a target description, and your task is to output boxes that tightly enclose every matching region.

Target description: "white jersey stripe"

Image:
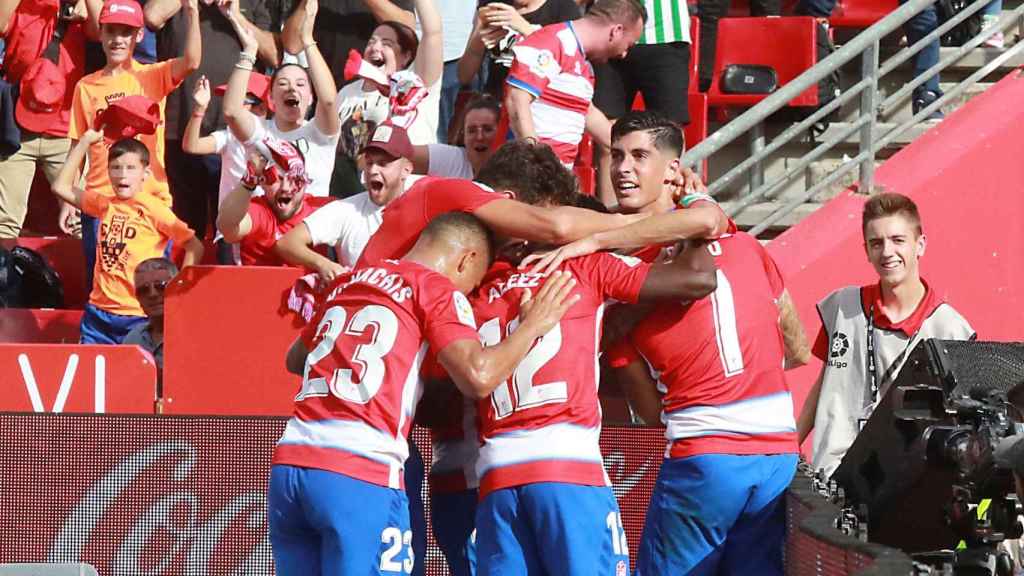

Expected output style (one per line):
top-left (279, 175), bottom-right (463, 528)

top-left (664, 391), bottom-right (796, 441)
top-left (477, 422), bottom-right (604, 478)
top-left (278, 417), bottom-right (410, 477)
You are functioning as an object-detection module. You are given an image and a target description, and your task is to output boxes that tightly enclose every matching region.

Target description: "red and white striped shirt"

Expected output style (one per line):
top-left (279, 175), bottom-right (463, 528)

top-left (608, 233), bottom-right (799, 459)
top-left (507, 22), bottom-right (595, 166)
top-left (470, 253), bottom-right (650, 497)
top-left (272, 260), bottom-right (480, 489)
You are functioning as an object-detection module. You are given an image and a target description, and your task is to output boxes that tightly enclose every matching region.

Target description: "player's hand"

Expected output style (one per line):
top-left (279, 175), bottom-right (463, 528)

top-left (58, 202), bottom-right (82, 238)
top-left (669, 166), bottom-right (706, 202)
top-left (300, 0), bottom-right (318, 46)
top-left (315, 260), bottom-right (347, 285)
top-left (481, 3), bottom-right (532, 36)
top-left (192, 75), bottom-right (211, 109)
top-left (518, 270), bottom-right (580, 338)
top-left (520, 235), bottom-right (601, 276)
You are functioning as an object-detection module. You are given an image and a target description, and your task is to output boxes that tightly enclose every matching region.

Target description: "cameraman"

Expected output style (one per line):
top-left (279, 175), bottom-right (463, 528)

top-left (0, 0), bottom-right (96, 248)
top-left (796, 192), bottom-right (975, 478)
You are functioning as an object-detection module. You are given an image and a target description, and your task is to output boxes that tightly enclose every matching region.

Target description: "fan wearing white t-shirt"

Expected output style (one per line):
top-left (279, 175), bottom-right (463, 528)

top-left (222, 4), bottom-right (340, 199)
top-left (276, 122), bottom-right (419, 280)
top-left (410, 93), bottom-right (500, 179)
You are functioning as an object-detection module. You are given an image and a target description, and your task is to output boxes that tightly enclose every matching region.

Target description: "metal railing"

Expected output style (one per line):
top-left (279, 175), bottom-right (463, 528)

top-left (684, 0), bottom-right (1024, 237)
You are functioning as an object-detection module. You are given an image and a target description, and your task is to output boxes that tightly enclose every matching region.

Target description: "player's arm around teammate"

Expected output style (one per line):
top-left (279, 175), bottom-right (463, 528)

top-left (287, 270), bottom-right (581, 397)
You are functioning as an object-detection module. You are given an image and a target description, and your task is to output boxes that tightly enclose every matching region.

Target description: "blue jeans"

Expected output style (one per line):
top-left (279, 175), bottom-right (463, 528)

top-left (79, 303), bottom-right (146, 345)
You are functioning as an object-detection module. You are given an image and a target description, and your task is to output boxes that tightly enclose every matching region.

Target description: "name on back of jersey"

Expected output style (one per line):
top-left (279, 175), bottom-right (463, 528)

top-left (327, 265), bottom-right (414, 303)
top-left (487, 272), bottom-right (544, 303)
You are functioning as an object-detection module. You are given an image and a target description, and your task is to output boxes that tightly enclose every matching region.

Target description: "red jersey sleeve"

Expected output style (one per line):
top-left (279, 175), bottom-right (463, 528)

top-left (569, 252), bottom-right (651, 305)
top-left (606, 337), bottom-right (642, 369)
top-left (507, 26), bottom-right (560, 99)
top-left (424, 179), bottom-right (506, 216)
top-left (419, 282), bottom-right (481, 353)
top-left (811, 325), bottom-right (829, 361)
top-left (756, 243), bottom-right (785, 300)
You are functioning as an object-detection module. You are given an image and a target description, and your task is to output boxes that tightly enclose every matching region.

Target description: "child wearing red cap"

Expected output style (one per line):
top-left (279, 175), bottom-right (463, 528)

top-left (50, 130), bottom-right (204, 344)
top-left (67, 0), bottom-right (202, 288)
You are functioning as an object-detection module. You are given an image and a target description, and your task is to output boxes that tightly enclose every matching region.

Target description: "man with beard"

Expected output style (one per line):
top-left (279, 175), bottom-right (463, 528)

top-left (217, 138), bottom-right (332, 267)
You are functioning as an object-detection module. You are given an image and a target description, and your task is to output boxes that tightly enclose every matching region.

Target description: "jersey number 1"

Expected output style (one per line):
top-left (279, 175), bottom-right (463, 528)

top-left (478, 317), bottom-right (566, 419)
top-left (707, 241), bottom-right (744, 376)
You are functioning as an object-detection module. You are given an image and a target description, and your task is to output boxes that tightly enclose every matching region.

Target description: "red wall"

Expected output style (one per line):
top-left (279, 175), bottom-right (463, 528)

top-left (768, 68), bottom-right (1024, 452)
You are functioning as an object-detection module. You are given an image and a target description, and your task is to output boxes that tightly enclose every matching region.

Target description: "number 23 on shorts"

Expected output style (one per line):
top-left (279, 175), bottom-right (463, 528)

top-left (379, 527), bottom-right (414, 574)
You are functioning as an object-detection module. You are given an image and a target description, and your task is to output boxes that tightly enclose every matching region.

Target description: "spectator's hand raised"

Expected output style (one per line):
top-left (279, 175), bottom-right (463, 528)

top-left (229, 9), bottom-right (259, 55)
top-left (193, 75), bottom-right (211, 109)
top-left (181, 0), bottom-right (201, 14)
top-left (58, 202), bottom-right (81, 238)
top-left (80, 128), bottom-right (104, 146)
top-left (301, 0), bottom-right (318, 46)
top-left (217, 0), bottom-right (241, 20)
top-left (481, 3), bottom-right (533, 37)
top-left (241, 150), bottom-right (269, 189)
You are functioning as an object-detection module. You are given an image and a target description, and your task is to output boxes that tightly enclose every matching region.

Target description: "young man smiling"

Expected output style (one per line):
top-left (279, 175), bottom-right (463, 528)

top-left (798, 192), bottom-right (974, 478)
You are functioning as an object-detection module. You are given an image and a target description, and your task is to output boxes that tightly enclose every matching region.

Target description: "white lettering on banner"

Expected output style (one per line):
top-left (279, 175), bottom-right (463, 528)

top-left (603, 451), bottom-right (653, 495)
top-left (48, 441), bottom-right (271, 573)
top-left (17, 353), bottom-right (97, 413)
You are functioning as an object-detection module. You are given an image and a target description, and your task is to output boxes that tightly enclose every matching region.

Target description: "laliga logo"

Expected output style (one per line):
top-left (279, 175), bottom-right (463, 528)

top-left (48, 441), bottom-right (271, 574)
top-left (108, 3), bottom-right (137, 13)
top-left (603, 450), bottom-right (653, 495)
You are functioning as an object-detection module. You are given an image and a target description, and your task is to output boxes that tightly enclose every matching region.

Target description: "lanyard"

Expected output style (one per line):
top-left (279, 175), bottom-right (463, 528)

top-left (867, 305), bottom-right (879, 405)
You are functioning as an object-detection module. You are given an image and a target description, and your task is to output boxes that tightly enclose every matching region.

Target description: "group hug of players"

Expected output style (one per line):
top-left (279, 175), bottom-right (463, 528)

top-left (266, 110), bottom-right (808, 576)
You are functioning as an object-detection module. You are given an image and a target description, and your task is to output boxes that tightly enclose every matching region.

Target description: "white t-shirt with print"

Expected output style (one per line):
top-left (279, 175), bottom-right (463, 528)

top-left (336, 77), bottom-right (443, 146)
top-left (212, 129), bottom-right (262, 206)
top-left (245, 117), bottom-right (339, 198)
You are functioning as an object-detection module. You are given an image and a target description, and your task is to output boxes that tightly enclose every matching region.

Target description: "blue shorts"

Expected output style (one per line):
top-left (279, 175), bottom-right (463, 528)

top-left (476, 483), bottom-right (629, 576)
top-left (430, 488), bottom-right (478, 576)
top-left (636, 453), bottom-right (798, 576)
top-left (268, 464), bottom-right (414, 576)
top-left (79, 303), bottom-right (146, 345)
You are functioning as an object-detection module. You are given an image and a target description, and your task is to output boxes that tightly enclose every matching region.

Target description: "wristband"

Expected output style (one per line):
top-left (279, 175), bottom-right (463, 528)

top-left (303, 40), bottom-right (317, 49)
top-left (234, 62), bottom-right (254, 72)
top-left (239, 52), bottom-right (257, 64)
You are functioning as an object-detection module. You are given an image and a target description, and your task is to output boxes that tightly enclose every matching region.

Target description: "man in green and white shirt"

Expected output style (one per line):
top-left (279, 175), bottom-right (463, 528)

top-left (593, 0), bottom-right (693, 205)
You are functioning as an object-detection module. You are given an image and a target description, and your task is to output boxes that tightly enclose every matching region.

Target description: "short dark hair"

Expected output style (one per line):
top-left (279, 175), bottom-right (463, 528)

top-left (109, 138), bottom-right (151, 166)
top-left (862, 192), bottom-right (923, 236)
top-left (588, 0), bottom-right (647, 25)
top-left (476, 141), bottom-right (578, 207)
top-left (378, 21), bottom-right (420, 66)
top-left (611, 110), bottom-right (684, 157)
top-left (422, 211), bottom-right (494, 264)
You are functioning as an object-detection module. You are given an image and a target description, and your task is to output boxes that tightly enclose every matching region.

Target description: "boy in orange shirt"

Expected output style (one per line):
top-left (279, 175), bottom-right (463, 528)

top-left (66, 0), bottom-right (201, 287)
top-left (51, 130), bottom-right (204, 344)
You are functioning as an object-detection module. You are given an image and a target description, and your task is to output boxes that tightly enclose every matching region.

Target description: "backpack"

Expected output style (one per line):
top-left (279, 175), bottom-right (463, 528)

top-left (0, 246), bottom-right (64, 308)
top-left (936, 0), bottom-right (983, 47)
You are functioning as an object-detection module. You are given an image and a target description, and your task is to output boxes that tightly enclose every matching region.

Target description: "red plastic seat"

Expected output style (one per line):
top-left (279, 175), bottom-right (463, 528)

top-left (707, 17), bottom-right (820, 108)
top-left (16, 236), bottom-right (87, 309)
top-left (829, 0), bottom-right (898, 28)
top-left (0, 309), bottom-right (83, 343)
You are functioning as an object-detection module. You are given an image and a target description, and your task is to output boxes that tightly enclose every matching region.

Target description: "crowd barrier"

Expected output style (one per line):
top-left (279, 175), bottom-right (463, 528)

top-left (0, 412), bottom-right (915, 575)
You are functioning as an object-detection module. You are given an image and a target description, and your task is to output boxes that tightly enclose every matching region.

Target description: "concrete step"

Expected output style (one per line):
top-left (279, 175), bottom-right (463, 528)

top-left (722, 200), bottom-right (825, 233)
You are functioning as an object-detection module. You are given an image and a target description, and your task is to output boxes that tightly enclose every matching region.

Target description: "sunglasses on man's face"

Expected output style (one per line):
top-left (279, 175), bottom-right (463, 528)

top-left (136, 280), bottom-right (168, 297)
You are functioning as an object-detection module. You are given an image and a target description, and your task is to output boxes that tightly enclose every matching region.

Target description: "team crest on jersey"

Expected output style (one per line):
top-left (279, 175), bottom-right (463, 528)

top-left (616, 560), bottom-right (627, 576)
top-left (453, 291), bottom-right (476, 327)
top-left (534, 49), bottom-right (559, 77)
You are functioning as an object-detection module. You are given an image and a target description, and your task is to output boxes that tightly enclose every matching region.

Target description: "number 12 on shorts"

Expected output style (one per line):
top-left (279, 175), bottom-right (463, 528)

top-left (606, 511), bottom-right (629, 557)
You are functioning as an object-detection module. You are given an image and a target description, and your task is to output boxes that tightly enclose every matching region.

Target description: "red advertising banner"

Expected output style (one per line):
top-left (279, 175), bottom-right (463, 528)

top-left (0, 345), bottom-right (157, 413)
top-left (0, 414), bottom-right (665, 575)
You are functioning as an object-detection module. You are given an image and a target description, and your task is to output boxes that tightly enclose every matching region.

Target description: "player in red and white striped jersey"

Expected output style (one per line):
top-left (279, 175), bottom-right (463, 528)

top-left (505, 0), bottom-right (646, 167)
top-left (268, 212), bottom-right (579, 576)
top-left (548, 111), bottom-right (810, 576)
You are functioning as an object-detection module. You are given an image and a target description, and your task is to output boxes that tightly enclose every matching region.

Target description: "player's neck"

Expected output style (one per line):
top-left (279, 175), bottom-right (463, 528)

top-left (639, 192), bottom-right (676, 215)
top-left (148, 316), bottom-right (164, 342)
top-left (879, 276), bottom-right (926, 323)
top-left (403, 249), bottom-right (445, 276)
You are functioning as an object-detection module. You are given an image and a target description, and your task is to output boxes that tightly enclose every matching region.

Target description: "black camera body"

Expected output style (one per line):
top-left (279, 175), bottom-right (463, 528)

top-left (58, 1), bottom-right (77, 20)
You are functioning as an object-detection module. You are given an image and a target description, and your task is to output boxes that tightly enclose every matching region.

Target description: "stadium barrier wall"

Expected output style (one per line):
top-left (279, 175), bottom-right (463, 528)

top-left (0, 413), bottom-right (913, 575)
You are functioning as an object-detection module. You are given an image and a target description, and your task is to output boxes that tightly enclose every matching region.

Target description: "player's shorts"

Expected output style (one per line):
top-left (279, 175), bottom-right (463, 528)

top-left (268, 464), bottom-right (414, 576)
top-left (430, 488), bottom-right (478, 576)
top-left (475, 482), bottom-right (630, 576)
top-left (636, 453), bottom-right (798, 576)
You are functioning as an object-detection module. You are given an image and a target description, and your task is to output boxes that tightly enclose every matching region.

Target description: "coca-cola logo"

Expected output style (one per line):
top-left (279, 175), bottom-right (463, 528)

top-left (48, 441), bottom-right (272, 575)
top-left (604, 450), bottom-right (655, 495)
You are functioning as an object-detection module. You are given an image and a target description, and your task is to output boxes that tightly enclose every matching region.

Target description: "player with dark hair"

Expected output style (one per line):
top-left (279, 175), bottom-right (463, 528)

top-left (271, 211), bottom-right (580, 576)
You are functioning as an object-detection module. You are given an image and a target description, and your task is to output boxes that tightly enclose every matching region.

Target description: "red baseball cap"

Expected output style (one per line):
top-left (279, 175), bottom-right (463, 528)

top-left (214, 73), bottom-right (271, 104)
top-left (95, 95), bottom-right (161, 140)
top-left (99, 0), bottom-right (144, 28)
top-left (362, 122), bottom-right (414, 161)
top-left (15, 59), bottom-right (67, 134)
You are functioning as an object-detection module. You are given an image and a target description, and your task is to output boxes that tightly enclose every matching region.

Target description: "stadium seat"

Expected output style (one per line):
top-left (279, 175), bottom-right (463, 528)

top-left (16, 236), bottom-right (87, 309)
top-left (724, 0), bottom-right (801, 17)
top-left (706, 17), bottom-right (820, 108)
top-left (829, 0), bottom-right (899, 28)
top-left (0, 564), bottom-right (99, 576)
top-left (162, 265), bottom-right (304, 416)
top-left (0, 309), bottom-right (82, 343)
